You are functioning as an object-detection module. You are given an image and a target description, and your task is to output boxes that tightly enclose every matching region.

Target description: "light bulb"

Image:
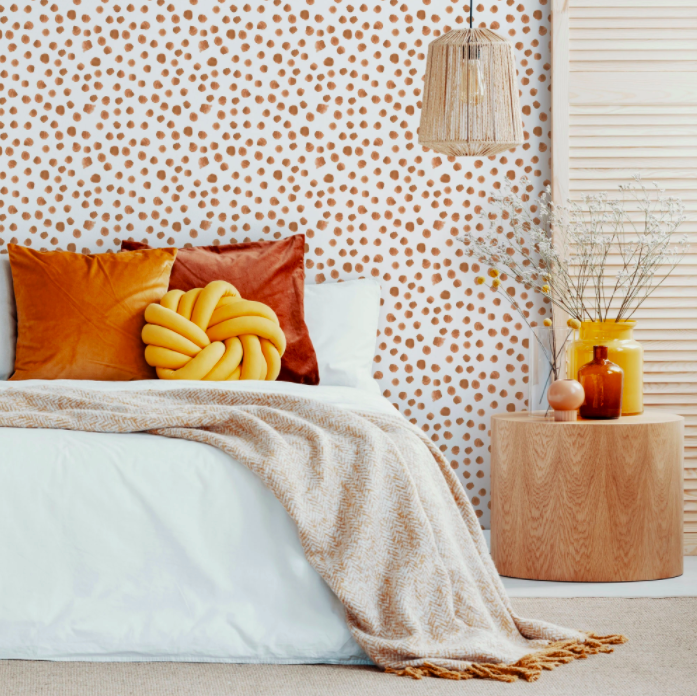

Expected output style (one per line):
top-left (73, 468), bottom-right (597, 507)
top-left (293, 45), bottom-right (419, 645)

top-left (459, 47), bottom-right (485, 106)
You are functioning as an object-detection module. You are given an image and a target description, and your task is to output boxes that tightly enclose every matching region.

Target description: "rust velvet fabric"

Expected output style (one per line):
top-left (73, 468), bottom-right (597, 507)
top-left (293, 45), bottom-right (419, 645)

top-left (121, 235), bottom-right (319, 385)
top-left (8, 245), bottom-right (177, 381)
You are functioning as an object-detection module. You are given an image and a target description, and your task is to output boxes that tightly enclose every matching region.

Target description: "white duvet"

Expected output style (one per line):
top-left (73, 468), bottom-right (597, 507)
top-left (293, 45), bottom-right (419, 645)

top-left (0, 380), bottom-right (400, 663)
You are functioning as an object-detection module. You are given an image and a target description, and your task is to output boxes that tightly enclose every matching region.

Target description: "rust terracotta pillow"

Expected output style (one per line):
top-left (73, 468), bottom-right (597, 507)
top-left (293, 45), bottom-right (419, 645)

top-left (121, 235), bottom-right (319, 385)
top-left (9, 244), bottom-right (177, 381)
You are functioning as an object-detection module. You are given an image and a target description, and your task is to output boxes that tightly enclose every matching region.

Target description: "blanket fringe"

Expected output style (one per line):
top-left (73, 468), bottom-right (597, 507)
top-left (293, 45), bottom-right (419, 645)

top-left (385, 632), bottom-right (628, 682)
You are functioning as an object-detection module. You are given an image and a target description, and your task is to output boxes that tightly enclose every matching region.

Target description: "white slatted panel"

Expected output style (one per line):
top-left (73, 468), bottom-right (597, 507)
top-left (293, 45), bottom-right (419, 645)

top-left (557, 0), bottom-right (697, 554)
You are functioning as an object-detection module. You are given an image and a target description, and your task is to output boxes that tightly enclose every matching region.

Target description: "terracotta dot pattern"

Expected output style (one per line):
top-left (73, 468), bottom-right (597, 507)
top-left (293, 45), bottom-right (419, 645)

top-left (0, 0), bottom-right (550, 528)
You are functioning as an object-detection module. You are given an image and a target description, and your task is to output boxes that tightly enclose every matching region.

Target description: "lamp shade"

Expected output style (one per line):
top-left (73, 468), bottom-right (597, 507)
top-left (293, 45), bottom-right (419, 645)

top-left (418, 29), bottom-right (524, 158)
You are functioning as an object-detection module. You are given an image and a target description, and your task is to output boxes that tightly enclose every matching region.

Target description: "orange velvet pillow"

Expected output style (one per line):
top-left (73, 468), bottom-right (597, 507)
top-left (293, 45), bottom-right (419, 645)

top-left (9, 244), bottom-right (177, 381)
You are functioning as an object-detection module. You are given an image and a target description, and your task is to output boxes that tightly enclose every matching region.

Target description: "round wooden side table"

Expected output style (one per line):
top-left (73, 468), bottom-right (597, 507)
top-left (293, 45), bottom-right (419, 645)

top-left (490, 411), bottom-right (684, 582)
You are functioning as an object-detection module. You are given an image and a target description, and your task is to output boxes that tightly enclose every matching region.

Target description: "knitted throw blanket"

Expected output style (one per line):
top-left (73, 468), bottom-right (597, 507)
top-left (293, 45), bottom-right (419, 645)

top-left (0, 386), bottom-right (625, 682)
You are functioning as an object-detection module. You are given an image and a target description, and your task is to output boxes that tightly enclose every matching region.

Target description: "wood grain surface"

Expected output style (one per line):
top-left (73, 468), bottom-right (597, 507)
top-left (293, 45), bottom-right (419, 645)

top-left (490, 412), bottom-right (684, 582)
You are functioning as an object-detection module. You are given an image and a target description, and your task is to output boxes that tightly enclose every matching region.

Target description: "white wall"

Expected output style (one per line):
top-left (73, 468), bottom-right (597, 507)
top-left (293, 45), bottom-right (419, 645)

top-left (0, 0), bottom-right (551, 526)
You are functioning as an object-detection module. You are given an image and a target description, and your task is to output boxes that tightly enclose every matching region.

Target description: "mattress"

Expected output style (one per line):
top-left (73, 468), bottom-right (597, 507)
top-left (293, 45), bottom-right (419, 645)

top-left (0, 380), bottom-right (397, 663)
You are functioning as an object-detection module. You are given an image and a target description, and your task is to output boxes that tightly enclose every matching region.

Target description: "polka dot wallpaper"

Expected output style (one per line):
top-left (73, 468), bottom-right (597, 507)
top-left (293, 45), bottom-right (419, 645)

top-left (0, 0), bottom-right (550, 527)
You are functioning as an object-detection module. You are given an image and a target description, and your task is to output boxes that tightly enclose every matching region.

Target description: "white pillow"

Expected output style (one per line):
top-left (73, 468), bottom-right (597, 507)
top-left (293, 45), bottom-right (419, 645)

top-left (0, 256), bottom-right (16, 380)
top-left (304, 279), bottom-right (381, 394)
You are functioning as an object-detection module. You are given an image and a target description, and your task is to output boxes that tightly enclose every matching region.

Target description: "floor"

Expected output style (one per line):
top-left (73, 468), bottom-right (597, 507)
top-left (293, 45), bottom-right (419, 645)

top-left (3, 598), bottom-right (695, 696)
top-left (1, 532), bottom-right (694, 695)
top-left (482, 531), bottom-right (697, 598)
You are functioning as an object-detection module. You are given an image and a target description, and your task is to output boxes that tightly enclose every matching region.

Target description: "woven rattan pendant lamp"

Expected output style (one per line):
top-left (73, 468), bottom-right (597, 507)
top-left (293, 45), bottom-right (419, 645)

top-left (419, 5), bottom-right (524, 157)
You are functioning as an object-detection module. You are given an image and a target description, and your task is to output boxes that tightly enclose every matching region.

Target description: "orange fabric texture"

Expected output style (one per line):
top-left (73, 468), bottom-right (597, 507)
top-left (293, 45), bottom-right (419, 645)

top-left (121, 235), bottom-right (319, 385)
top-left (9, 244), bottom-right (177, 381)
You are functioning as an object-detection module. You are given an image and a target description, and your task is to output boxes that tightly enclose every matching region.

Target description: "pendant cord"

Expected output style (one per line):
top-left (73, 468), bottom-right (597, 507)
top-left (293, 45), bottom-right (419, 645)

top-left (469, 2), bottom-right (473, 28)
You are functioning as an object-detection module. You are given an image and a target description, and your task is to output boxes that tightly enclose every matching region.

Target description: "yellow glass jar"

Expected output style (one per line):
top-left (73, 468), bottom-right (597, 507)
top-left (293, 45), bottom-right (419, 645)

top-left (567, 320), bottom-right (643, 416)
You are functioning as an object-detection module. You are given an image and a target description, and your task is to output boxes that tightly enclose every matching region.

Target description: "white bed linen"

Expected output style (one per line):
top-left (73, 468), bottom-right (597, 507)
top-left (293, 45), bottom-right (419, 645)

top-left (0, 380), bottom-right (398, 663)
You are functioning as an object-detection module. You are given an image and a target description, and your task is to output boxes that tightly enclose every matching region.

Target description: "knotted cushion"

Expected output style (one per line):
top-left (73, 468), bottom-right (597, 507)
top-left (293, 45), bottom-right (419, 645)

top-left (142, 280), bottom-right (286, 381)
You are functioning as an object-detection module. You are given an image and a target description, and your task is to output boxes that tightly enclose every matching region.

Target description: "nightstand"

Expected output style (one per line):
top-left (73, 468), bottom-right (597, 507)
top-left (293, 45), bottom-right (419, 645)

top-left (490, 411), bottom-right (684, 582)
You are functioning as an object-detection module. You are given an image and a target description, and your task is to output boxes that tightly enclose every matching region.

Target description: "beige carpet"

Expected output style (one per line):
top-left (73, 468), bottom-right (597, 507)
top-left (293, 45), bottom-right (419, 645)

top-left (1, 598), bottom-right (694, 696)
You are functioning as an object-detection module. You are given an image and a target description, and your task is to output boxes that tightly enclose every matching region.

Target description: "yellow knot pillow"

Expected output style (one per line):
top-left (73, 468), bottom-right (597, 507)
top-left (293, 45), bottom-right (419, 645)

top-left (142, 280), bottom-right (286, 381)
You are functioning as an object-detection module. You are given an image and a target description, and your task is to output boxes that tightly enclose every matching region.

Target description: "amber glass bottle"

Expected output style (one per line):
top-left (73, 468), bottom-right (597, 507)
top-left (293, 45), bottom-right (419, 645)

top-left (578, 346), bottom-right (624, 420)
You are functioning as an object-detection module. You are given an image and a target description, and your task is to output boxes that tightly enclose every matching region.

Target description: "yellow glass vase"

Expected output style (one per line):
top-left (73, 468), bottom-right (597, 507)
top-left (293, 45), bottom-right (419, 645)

top-left (567, 320), bottom-right (643, 416)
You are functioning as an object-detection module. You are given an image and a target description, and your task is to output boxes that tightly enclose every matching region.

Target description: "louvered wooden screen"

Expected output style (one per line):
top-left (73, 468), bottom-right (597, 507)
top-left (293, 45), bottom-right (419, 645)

top-left (552, 0), bottom-right (697, 555)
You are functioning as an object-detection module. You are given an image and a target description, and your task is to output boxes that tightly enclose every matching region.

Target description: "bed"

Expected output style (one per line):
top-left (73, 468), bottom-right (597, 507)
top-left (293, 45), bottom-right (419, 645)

top-left (0, 379), bottom-right (392, 664)
top-left (0, 261), bottom-right (607, 678)
top-left (0, 262), bottom-right (384, 663)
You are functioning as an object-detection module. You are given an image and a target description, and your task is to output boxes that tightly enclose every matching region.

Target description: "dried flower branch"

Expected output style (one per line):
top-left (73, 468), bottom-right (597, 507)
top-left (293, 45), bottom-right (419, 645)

top-left (459, 175), bottom-right (687, 324)
top-left (474, 273), bottom-right (573, 382)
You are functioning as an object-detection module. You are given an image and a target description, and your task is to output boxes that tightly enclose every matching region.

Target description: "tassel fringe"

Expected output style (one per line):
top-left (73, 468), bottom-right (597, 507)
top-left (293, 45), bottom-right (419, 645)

top-left (385, 632), bottom-right (628, 682)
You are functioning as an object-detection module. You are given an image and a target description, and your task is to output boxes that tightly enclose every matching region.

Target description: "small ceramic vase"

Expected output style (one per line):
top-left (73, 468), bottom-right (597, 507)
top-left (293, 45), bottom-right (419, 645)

top-left (547, 379), bottom-right (585, 422)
